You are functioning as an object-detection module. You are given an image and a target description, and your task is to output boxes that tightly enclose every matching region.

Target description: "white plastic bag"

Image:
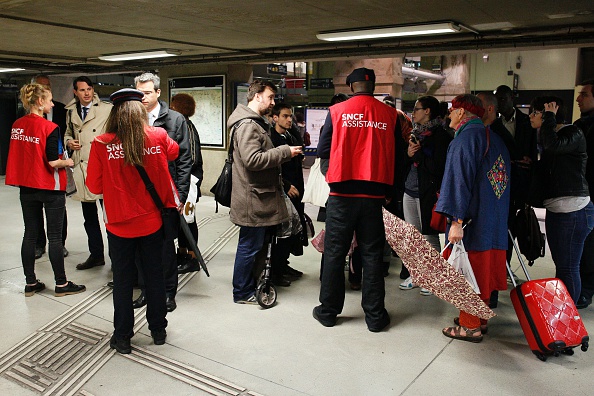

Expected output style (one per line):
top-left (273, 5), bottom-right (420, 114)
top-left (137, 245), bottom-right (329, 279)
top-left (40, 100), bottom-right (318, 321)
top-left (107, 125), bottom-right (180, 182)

top-left (446, 241), bottom-right (480, 294)
top-left (183, 175), bottom-right (200, 223)
top-left (302, 158), bottom-right (330, 207)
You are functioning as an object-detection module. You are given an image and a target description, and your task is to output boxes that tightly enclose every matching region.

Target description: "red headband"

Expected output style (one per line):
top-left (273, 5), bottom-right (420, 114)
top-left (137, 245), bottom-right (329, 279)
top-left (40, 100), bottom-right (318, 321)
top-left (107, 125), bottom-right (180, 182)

top-left (451, 98), bottom-right (485, 118)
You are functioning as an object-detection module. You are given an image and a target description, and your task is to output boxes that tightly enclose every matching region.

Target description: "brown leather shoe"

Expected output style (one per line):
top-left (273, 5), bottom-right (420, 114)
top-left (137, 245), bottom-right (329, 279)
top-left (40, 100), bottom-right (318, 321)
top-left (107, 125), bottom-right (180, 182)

top-left (76, 256), bottom-right (105, 270)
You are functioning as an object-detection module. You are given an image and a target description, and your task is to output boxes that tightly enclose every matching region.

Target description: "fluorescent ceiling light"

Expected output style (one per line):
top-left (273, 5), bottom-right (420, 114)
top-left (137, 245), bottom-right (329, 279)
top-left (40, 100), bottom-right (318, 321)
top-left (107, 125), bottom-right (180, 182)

top-left (317, 22), bottom-right (461, 42)
top-left (0, 68), bottom-right (25, 73)
top-left (98, 50), bottom-right (178, 62)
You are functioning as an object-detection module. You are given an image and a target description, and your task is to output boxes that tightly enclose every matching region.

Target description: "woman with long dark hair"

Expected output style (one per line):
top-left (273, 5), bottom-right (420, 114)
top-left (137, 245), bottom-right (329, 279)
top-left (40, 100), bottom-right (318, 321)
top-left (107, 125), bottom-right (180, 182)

top-left (6, 83), bottom-right (85, 297)
top-left (529, 96), bottom-right (594, 304)
top-left (86, 89), bottom-right (180, 354)
top-left (399, 96), bottom-right (452, 295)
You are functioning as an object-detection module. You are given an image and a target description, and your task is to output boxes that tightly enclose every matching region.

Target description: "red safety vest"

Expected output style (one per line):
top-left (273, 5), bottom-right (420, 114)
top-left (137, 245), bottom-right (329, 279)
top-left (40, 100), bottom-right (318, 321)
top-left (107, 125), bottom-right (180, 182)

top-left (5, 114), bottom-right (65, 191)
top-left (326, 95), bottom-right (396, 185)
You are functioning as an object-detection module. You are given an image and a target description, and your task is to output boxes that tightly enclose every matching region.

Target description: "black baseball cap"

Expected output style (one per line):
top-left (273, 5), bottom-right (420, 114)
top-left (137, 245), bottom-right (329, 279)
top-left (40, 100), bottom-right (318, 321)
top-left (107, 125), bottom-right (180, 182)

top-left (346, 68), bottom-right (376, 85)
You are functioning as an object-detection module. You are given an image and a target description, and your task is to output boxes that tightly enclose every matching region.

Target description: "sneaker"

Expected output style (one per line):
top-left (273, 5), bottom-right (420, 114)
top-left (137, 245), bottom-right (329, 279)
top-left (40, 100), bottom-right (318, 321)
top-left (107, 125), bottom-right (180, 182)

top-left (151, 329), bottom-right (167, 345)
top-left (109, 335), bottom-right (131, 354)
top-left (24, 281), bottom-right (45, 297)
top-left (235, 295), bottom-right (258, 305)
top-left (399, 277), bottom-right (418, 290)
top-left (55, 281), bottom-right (86, 297)
top-left (420, 288), bottom-right (433, 296)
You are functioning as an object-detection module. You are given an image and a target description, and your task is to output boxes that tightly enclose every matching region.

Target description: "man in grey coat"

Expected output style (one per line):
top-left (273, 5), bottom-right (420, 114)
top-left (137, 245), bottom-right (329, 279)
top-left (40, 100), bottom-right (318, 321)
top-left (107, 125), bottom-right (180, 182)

top-left (228, 80), bottom-right (302, 304)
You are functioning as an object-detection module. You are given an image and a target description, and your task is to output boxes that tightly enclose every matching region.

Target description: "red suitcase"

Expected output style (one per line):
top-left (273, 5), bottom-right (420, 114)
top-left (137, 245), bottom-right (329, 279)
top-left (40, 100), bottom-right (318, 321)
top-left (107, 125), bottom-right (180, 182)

top-left (507, 231), bottom-right (589, 361)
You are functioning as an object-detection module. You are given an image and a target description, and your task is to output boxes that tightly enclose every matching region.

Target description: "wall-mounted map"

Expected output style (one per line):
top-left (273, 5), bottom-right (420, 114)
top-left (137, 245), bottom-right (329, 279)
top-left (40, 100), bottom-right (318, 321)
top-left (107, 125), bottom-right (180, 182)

top-left (169, 75), bottom-right (226, 149)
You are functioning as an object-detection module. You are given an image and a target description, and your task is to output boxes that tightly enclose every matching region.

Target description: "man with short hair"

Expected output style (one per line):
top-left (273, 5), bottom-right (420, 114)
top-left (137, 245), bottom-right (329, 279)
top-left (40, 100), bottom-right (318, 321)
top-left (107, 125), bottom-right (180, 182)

top-left (493, 85), bottom-right (537, 307)
top-left (314, 68), bottom-right (396, 332)
top-left (575, 80), bottom-right (594, 309)
top-left (269, 103), bottom-right (306, 286)
top-left (228, 80), bottom-right (302, 304)
top-left (32, 74), bottom-right (69, 259)
top-left (133, 72), bottom-right (191, 313)
top-left (64, 76), bottom-right (112, 270)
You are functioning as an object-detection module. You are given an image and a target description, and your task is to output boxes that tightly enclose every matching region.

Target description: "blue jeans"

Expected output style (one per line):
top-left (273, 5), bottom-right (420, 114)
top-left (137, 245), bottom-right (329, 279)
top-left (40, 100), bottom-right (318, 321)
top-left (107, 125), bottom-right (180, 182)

top-left (20, 190), bottom-right (67, 285)
top-left (108, 229), bottom-right (167, 339)
top-left (233, 226), bottom-right (266, 301)
top-left (545, 202), bottom-right (594, 302)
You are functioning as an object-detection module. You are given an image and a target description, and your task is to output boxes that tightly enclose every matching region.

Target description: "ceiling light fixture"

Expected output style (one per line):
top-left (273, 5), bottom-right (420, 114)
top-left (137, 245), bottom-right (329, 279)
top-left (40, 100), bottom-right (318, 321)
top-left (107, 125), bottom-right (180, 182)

top-left (0, 67), bottom-right (25, 73)
top-left (98, 50), bottom-right (178, 62)
top-left (317, 22), bottom-right (461, 42)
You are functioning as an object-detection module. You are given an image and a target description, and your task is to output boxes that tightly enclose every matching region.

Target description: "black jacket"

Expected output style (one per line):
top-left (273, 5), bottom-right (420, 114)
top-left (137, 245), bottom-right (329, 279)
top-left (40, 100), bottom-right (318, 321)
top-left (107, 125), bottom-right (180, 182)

top-left (540, 111), bottom-right (589, 200)
top-left (500, 109), bottom-right (538, 162)
top-left (403, 124), bottom-right (452, 234)
top-left (187, 119), bottom-right (204, 199)
top-left (270, 128), bottom-right (305, 197)
top-left (574, 111), bottom-right (594, 197)
top-left (52, 101), bottom-right (67, 138)
top-left (154, 100), bottom-right (192, 202)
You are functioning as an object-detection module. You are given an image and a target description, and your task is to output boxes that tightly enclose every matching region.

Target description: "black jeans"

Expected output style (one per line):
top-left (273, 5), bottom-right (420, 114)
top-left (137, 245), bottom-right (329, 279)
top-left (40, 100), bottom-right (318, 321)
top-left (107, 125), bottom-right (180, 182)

top-left (108, 229), bottom-right (167, 340)
top-left (36, 207), bottom-right (67, 248)
top-left (20, 190), bottom-right (67, 285)
top-left (82, 200), bottom-right (104, 258)
top-left (318, 196), bottom-right (388, 328)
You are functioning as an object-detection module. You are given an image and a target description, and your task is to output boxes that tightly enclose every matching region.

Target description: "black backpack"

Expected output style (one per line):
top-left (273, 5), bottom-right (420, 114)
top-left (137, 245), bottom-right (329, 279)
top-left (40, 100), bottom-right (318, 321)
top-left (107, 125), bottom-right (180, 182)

top-left (515, 205), bottom-right (546, 266)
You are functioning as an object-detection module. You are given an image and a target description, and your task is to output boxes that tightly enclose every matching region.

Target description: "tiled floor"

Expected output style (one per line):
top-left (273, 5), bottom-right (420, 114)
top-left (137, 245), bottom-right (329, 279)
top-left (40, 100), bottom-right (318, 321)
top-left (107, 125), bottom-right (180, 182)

top-left (1, 176), bottom-right (593, 396)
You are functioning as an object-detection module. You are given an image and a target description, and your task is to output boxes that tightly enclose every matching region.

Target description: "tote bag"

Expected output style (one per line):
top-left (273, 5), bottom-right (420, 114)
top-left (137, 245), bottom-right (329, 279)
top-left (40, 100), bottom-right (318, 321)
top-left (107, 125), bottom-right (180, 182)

top-left (302, 158), bottom-right (330, 207)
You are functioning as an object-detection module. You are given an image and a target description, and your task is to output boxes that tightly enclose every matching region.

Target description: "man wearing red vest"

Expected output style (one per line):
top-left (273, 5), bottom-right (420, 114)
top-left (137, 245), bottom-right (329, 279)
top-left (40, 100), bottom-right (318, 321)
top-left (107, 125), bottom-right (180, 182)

top-left (314, 68), bottom-right (396, 332)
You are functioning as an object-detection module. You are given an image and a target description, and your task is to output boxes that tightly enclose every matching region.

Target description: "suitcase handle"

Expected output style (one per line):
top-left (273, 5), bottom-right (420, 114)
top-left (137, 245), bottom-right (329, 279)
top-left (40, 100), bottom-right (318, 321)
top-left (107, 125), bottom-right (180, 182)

top-left (507, 228), bottom-right (532, 287)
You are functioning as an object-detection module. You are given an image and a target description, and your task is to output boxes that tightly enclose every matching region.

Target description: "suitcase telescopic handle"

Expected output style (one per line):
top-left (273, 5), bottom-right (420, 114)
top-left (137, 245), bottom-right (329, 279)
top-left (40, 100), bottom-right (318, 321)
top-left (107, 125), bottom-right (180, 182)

top-left (506, 228), bottom-right (532, 287)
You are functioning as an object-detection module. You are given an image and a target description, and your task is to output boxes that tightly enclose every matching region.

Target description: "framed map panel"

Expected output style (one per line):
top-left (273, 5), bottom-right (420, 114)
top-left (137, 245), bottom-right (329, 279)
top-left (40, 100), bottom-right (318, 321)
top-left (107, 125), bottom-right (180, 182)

top-left (169, 75), bottom-right (226, 149)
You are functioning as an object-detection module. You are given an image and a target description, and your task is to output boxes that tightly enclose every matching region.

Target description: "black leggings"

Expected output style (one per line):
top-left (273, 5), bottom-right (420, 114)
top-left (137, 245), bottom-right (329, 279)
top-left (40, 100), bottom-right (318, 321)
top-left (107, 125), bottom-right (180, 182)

top-left (20, 189), bottom-right (67, 285)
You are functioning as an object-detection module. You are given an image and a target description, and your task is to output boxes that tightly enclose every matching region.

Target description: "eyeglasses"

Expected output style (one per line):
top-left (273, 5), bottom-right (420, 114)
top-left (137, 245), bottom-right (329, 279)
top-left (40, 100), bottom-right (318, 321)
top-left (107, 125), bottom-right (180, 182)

top-left (529, 110), bottom-right (543, 116)
top-left (412, 107), bottom-right (425, 112)
top-left (448, 107), bottom-right (460, 114)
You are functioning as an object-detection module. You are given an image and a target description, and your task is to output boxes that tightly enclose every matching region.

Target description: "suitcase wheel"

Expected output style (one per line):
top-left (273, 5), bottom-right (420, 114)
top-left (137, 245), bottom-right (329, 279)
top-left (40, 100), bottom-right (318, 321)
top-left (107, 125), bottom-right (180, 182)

top-left (561, 348), bottom-right (574, 356)
top-left (581, 342), bottom-right (588, 352)
top-left (533, 351), bottom-right (547, 362)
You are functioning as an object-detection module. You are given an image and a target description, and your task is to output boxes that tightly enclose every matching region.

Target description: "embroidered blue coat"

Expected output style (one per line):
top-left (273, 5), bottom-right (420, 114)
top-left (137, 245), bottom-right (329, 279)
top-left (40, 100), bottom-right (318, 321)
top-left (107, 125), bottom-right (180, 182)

top-left (435, 118), bottom-right (511, 251)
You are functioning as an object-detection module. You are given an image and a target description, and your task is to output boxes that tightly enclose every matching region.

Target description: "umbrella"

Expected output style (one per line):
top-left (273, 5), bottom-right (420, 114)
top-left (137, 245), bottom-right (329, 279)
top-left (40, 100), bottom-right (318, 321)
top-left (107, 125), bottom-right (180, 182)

top-left (179, 213), bottom-right (209, 277)
top-left (383, 209), bottom-right (495, 320)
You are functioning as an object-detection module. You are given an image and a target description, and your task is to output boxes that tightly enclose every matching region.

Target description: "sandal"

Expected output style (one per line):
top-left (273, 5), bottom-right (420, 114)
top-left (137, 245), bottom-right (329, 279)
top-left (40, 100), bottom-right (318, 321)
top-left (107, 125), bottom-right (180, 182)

top-left (454, 317), bottom-right (488, 334)
top-left (442, 325), bottom-right (483, 343)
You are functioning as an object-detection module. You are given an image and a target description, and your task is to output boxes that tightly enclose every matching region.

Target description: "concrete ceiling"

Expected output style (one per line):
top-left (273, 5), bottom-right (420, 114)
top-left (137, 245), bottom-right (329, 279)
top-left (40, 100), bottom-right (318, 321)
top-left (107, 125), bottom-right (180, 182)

top-left (1, 0), bottom-right (594, 75)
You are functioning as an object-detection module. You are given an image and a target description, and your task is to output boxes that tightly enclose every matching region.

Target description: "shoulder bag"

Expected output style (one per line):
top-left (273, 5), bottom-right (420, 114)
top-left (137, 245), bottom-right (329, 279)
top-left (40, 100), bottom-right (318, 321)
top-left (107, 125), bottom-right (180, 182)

top-left (210, 125), bottom-right (238, 212)
top-left (135, 165), bottom-right (179, 240)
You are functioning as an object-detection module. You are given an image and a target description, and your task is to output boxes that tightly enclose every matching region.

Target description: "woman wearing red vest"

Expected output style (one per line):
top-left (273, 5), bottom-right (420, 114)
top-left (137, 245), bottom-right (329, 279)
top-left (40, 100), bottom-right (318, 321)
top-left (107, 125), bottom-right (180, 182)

top-left (86, 88), bottom-right (180, 354)
top-left (5, 84), bottom-right (86, 297)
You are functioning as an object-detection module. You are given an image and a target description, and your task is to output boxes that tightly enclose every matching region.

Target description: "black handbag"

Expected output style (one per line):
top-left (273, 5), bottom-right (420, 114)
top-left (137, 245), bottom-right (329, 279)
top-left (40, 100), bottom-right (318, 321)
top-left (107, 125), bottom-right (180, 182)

top-left (210, 125), bottom-right (237, 212)
top-left (135, 165), bottom-right (179, 240)
top-left (527, 160), bottom-right (547, 208)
